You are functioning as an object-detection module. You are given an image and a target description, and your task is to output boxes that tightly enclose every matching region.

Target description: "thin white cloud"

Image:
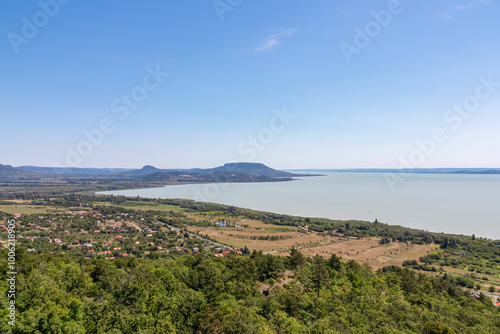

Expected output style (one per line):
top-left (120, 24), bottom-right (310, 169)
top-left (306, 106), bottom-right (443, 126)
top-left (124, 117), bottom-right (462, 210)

top-left (437, 12), bottom-right (455, 20)
top-left (455, 0), bottom-right (491, 11)
top-left (253, 29), bottom-right (296, 52)
top-left (438, 0), bottom-right (492, 19)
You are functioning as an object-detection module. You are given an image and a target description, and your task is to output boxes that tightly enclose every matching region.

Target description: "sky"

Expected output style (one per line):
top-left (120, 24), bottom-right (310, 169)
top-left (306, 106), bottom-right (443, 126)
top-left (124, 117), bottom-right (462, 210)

top-left (1, 0), bottom-right (499, 169)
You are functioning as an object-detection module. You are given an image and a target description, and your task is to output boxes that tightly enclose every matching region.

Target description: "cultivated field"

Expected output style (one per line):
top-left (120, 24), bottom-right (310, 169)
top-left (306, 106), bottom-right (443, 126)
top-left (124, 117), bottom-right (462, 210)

top-left (185, 216), bottom-right (337, 252)
top-left (184, 215), bottom-right (437, 266)
top-left (0, 203), bottom-right (68, 215)
top-left (277, 238), bottom-right (439, 270)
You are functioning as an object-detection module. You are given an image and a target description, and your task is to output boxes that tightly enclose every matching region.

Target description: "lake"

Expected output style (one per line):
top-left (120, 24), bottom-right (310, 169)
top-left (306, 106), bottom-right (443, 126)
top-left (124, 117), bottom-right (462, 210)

top-left (99, 172), bottom-right (500, 239)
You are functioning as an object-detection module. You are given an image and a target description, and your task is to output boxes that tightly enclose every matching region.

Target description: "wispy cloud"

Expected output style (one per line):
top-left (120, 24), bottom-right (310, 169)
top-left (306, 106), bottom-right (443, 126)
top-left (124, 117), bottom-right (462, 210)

top-left (454, 0), bottom-right (491, 11)
top-left (438, 0), bottom-right (492, 19)
top-left (253, 29), bottom-right (296, 52)
top-left (437, 12), bottom-right (455, 20)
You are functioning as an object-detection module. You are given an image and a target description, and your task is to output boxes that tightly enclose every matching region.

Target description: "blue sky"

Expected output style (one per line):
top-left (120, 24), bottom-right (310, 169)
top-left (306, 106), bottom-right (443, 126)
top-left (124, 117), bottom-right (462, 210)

top-left (1, 0), bottom-right (499, 169)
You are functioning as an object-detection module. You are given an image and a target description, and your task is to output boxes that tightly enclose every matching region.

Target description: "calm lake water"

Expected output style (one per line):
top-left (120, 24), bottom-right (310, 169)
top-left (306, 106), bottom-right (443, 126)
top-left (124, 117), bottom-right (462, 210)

top-left (99, 172), bottom-right (500, 239)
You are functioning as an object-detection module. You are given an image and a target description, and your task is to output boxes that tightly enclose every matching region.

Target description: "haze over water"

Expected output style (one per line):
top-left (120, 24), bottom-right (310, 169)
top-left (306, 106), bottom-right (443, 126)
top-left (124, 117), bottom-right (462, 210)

top-left (100, 172), bottom-right (500, 240)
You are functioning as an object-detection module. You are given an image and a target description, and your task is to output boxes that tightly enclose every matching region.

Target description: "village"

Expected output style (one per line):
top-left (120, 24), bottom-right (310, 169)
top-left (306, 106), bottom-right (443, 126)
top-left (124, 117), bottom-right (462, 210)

top-left (0, 207), bottom-right (249, 260)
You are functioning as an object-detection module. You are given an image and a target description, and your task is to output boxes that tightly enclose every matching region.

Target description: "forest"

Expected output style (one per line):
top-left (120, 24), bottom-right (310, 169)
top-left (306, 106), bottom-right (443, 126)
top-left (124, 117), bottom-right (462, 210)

top-left (1, 247), bottom-right (500, 333)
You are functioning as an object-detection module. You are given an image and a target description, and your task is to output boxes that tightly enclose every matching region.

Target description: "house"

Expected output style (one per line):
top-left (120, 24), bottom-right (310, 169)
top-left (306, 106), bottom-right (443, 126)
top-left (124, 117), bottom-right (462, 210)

top-left (94, 230), bottom-right (100, 233)
top-left (105, 257), bottom-right (115, 261)
top-left (116, 236), bottom-right (123, 239)
top-left (329, 229), bottom-right (345, 237)
top-left (193, 247), bottom-right (199, 252)
top-left (88, 250), bottom-right (95, 254)
top-left (122, 253), bottom-right (128, 257)
top-left (114, 247), bottom-right (121, 251)
top-left (54, 238), bottom-right (62, 244)
top-left (496, 301), bottom-right (500, 308)
top-left (236, 251), bottom-right (242, 255)
top-left (157, 247), bottom-right (162, 250)
top-left (215, 221), bottom-right (227, 227)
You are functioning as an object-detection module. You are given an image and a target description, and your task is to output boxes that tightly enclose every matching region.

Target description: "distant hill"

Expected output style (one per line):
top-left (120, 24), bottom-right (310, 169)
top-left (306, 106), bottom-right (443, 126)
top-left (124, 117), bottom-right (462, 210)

top-left (141, 170), bottom-right (293, 183)
top-left (2, 162), bottom-right (313, 183)
top-left (290, 168), bottom-right (500, 175)
top-left (210, 162), bottom-right (297, 178)
top-left (18, 166), bottom-right (133, 176)
top-left (451, 169), bottom-right (500, 174)
top-left (0, 164), bottom-right (42, 181)
top-left (138, 162), bottom-right (306, 183)
top-left (122, 162), bottom-right (316, 178)
top-left (120, 165), bottom-right (161, 176)
top-left (120, 165), bottom-right (204, 177)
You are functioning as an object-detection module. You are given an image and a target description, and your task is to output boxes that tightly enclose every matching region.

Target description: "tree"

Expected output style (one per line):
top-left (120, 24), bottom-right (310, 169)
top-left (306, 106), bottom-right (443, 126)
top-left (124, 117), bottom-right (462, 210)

top-left (327, 254), bottom-right (342, 272)
top-left (424, 321), bottom-right (456, 334)
top-left (311, 255), bottom-right (329, 298)
top-left (488, 286), bottom-right (496, 293)
top-left (289, 246), bottom-right (305, 269)
top-left (256, 254), bottom-right (284, 281)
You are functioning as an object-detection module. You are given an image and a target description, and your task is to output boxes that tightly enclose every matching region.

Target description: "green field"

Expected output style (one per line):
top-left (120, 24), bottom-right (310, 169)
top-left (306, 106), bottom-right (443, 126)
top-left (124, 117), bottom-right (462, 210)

top-left (95, 200), bottom-right (184, 213)
top-left (0, 204), bottom-right (68, 215)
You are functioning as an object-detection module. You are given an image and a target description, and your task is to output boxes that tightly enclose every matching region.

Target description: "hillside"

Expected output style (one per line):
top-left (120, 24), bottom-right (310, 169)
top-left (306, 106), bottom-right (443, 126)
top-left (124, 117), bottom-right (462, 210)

top-left (18, 166), bottom-right (132, 176)
top-left (124, 162), bottom-right (314, 178)
top-left (141, 170), bottom-right (293, 183)
top-left (6, 162), bottom-right (313, 183)
top-left (452, 169), bottom-right (500, 174)
top-left (210, 162), bottom-right (296, 177)
top-left (0, 164), bottom-right (42, 181)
